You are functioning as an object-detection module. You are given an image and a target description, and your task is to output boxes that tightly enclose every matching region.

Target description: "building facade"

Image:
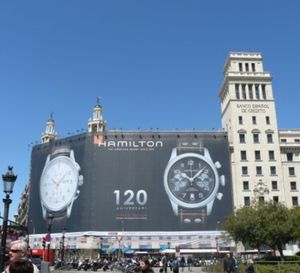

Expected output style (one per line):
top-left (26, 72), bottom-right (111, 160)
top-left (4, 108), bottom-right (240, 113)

top-left (18, 52), bottom-right (300, 255)
top-left (220, 52), bottom-right (300, 209)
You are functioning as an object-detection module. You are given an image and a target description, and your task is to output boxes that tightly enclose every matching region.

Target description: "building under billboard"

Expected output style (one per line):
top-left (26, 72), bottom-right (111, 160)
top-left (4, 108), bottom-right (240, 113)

top-left (22, 52), bottom-right (300, 255)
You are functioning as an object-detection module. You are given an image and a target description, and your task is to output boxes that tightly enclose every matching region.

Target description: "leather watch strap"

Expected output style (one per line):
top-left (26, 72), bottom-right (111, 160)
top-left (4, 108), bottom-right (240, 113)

top-left (179, 207), bottom-right (207, 224)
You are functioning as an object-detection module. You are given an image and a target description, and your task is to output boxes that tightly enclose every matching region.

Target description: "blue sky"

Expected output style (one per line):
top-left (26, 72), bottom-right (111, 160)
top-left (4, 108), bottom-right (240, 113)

top-left (1, 0), bottom-right (300, 217)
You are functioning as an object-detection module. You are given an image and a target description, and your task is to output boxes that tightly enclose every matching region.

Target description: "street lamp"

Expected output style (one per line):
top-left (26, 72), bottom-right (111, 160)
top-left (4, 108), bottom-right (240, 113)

top-left (60, 228), bottom-right (66, 265)
top-left (0, 166), bottom-right (17, 272)
top-left (46, 214), bottom-right (54, 263)
top-left (99, 237), bottom-right (103, 259)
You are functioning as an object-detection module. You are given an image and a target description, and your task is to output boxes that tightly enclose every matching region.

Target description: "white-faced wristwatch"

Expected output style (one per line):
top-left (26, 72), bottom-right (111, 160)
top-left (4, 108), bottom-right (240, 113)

top-left (40, 147), bottom-right (83, 221)
top-left (164, 142), bottom-right (225, 224)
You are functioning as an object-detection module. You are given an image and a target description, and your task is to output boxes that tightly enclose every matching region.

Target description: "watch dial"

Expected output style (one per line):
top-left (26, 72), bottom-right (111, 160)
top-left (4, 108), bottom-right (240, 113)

top-left (167, 156), bottom-right (216, 204)
top-left (40, 156), bottom-right (78, 211)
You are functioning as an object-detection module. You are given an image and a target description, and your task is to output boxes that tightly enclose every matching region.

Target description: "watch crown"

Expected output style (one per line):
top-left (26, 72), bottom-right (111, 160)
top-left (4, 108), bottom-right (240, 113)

top-left (220, 175), bottom-right (225, 186)
top-left (217, 192), bottom-right (223, 200)
top-left (215, 161), bottom-right (221, 169)
top-left (78, 175), bottom-right (83, 186)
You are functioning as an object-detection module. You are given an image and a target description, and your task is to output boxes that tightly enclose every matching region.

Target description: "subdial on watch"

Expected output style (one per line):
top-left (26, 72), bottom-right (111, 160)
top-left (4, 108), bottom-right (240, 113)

top-left (171, 170), bottom-right (189, 191)
top-left (195, 173), bottom-right (212, 191)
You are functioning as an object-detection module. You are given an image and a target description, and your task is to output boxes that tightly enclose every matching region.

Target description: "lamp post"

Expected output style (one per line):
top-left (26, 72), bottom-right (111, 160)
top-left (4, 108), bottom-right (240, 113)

top-left (60, 228), bottom-right (66, 265)
top-left (216, 221), bottom-right (220, 255)
top-left (99, 237), bottom-right (103, 259)
top-left (0, 166), bottom-right (17, 272)
top-left (46, 214), bottom-right (54, 263)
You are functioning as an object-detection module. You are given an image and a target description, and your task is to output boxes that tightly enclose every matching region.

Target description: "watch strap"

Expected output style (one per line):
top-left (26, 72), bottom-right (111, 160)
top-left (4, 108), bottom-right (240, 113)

top-left (179, 207), bottom-right (207, 224)
top-left (176, 143), bottom-right (204, 155)
top-left (50, 147), bottom-right (71, 160)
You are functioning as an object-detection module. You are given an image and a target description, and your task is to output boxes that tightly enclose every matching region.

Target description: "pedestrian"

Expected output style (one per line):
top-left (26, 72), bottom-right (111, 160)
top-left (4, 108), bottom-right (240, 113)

top-left (187, 256), bottom-right (193, 272)
top-left (137, 258), bottom-right (154, 273)
top-left (231, 253), bottom-right (239, 273)
top-left (8, 240), bottom-right (39, 273)
top-left (245, 258), bottom-right (255, 273)
top-left (172, 258), bottom-right (180, 273)
top-left (223, 253), bottom-right (232, 273)
top-left (6, 258), bottom-right (33, 273)
top-left (161, 255), bottom-right (168, 273)
top-left (180, 256), bottom-right (185, 272)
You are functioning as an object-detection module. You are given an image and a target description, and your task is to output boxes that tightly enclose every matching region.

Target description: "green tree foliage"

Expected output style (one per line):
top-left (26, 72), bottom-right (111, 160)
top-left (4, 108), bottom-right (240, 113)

top-left (290, 206), bottom-right (300, 240)
top-left (222, 201), bottom-right (296, 259)
top-left (257, 202), bottom-right (294, 259)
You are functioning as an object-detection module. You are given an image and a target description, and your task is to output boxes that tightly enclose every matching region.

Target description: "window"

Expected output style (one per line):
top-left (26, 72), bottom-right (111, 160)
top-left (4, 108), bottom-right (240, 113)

top-left (252, 116), bottom-right (257, 125)
top-left (273, 196), bottom-right (279, 203)
top-left (245, 63), bottom-right (249, 72)
top-left (289, 167), bottom-right (295, 176)
top-left (292, 197), bottom-right (299, 206)
top-left (262, 84), bottom-right (266, 99)
top-left (256, 166), bottom-right (262, 175)
top-left (295, 139), bottom-right (300, 143)
top-left (239, 63), bottom-right (243, 72)
top-left (241, 151), bottom-right (247, 161)
top-left (248, 84), bottom-right (253, 99)
top-left (267, 134), bottom-right (273, 143)
top-left (242, 166), bottom-right (248, 175)
top-left (242, 84), bottom-right (246, 99)
top-left (270, 166), bottom-right (276, 175)
top-left (243, 181), bottom-right (249, 190)
top-left (253, 134), bottom-right (259, 143)
top-left (269, 150), bottom-right (275, 160)
top-left (239, 133), bottom-right (245, 143)
top-left (287, 153), bottom-right (293, 161)
top-left (235, 84), bottom-right (240, 99)
top-left (290, 181), bottom-right (297, 191)
top-left (238, 116), bottom-right (243, 125)
top-left (251, 63), bottom-right (256, 72)
top-left (272, 181), bottom-right (278, 190)
top-left (281, 138), bottom-right (287, 143)
top-left (266, 116), bottom-right (270, 125)
top-left (255, 84), bottom-right (260, 99)
top-left (255, 150), bottom-right (261, 160)
top-left (244, 196), bottom-right (250, 206)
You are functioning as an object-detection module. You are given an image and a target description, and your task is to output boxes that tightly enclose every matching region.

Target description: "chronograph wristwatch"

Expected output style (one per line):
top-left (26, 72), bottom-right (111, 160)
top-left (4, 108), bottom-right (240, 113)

top-left (40, 147), bottom-right (83, 221)
top-left (164, 144), bottom-right (225, 224)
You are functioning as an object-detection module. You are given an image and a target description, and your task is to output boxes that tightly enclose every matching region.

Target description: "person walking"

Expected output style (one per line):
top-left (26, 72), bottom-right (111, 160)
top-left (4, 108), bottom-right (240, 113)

top-left (187, 256), bottom-right (193, 272)
top-left (161, 255), bottom-right (168, 273)
top-left (223, 253), bottom-right (232, 273)
top-left (172, 258), bottom-right (180, 273)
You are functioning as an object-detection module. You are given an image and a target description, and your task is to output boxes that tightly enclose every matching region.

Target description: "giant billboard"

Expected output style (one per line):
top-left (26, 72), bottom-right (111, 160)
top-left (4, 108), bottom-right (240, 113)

top-left (28, 132), bottom-right (233, 233)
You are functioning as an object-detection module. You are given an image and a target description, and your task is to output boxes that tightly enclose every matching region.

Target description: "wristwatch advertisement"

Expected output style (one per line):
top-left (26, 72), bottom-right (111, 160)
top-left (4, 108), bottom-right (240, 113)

top-left (28, 132), bottom-right (233, 233)
top-left (164, 142), bottom-right (225, 225)
top-left (39, 147), bottom-right (83, 222)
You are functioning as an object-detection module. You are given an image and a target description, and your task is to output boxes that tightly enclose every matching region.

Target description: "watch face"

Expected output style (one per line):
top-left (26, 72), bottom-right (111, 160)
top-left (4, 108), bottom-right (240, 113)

top-left (164, 153), bottom-right (218, 208)
top-left (40, 156), bottom-right (78, 212)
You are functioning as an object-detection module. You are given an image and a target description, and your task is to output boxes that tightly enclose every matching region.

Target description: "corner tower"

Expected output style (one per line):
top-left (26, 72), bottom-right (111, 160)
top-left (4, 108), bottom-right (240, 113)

top-left (41, 113), bottom-right (58, 143)
top-left (220, 52), bottom-right (287, 208)
top-left (88, 97), bottom-right (106, 133)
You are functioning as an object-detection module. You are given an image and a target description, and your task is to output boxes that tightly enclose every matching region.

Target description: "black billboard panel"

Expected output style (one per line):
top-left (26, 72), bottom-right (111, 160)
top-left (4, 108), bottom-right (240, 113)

top-left (28, 132), bottom-right (233, 233)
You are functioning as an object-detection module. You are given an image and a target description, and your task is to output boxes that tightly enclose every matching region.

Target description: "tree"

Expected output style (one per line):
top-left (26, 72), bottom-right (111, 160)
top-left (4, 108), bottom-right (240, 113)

top-left (290, 206), bottom-right (300, 241)
top-left (223, 201), bottom-right (296, 259)
top-left (223, 206), bottom-right (267, 252)
top-left (257, 201), bottom-right (294, 259)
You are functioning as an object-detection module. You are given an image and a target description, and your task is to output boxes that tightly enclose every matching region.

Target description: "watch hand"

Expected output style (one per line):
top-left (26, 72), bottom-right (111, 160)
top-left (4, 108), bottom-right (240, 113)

top-left (181, 172), bottom-right (192, 182)
top-left (191, 167), bottom-right (206, 181)
top-left (52, 178), bottom-right (59, 187)
top-left (56, 172), bottom-right (68, 184)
